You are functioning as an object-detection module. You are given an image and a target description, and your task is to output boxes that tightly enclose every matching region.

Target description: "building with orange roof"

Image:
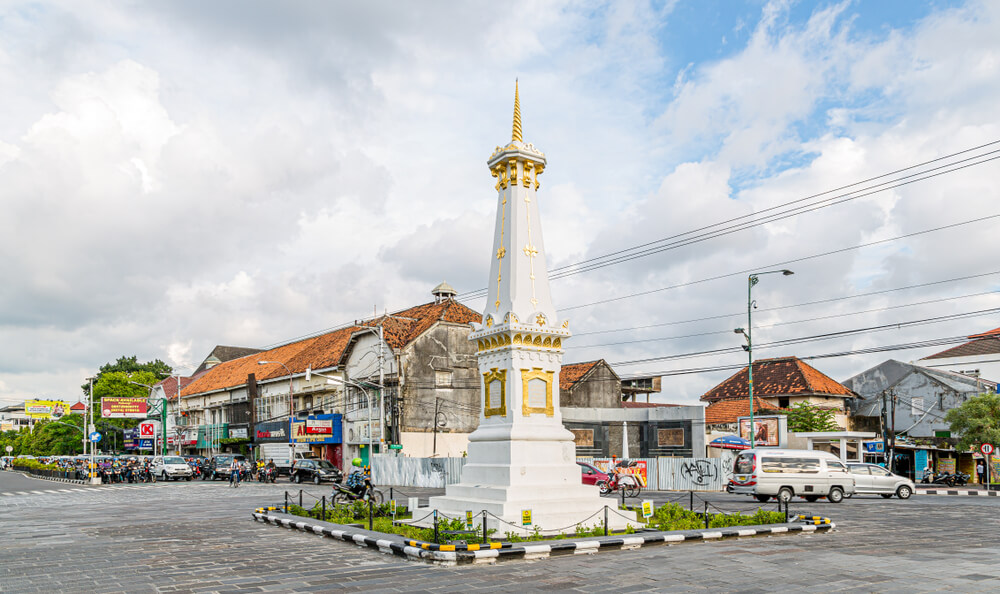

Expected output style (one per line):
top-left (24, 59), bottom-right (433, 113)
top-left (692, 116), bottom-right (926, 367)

top-left (177, 284), bottom-right (483, 466)
top-left (918, 326), bottom-right (1000, 383)
top-left (701, 356), bottom-right (855, 429)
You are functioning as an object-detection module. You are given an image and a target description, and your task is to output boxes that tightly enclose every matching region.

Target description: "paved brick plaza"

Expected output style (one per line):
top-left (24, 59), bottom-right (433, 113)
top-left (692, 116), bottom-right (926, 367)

top-left (1, 471), bottom-right (998, 592)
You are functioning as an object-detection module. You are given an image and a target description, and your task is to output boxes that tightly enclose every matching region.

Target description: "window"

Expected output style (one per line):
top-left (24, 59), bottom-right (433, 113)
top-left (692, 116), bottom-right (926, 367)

top-left (911, 397), bottom-right (924, 416)
top-left (826, 461), bottom-right (847, 473)
top-left (760, 457), bottom-right (821, 474)
top-left (849, 465), bottom-right (870, 475)
top-left (871, 466), bottom-right (892, 477)
top-left (734, 453), bottom-right (755, 474)
top-left (435, 370), bottom-right (453, 387)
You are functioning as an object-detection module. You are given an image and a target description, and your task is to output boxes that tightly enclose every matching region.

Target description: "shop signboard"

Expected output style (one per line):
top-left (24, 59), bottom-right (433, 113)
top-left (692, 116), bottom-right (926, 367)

top-left (229, 425), bottom-right (249, 439)
top-left (863, 441), bottom-right (885, 453)
top-left (0, 422), bottom-right (14, 432)
top-left (101, 397), bottom-right (148, 419)
top-left (25, 400), bottom-right (70, 419)
top-left (254, 420), bottom-right (289, 443)
top-left (292, 414), bottom-right (342, 444)
top-left (138, 439), bottom-right (153, 449)
top-left (305, 418), bottom-right (333, 434)
top-left (123, 428), bottom-right (137, 450)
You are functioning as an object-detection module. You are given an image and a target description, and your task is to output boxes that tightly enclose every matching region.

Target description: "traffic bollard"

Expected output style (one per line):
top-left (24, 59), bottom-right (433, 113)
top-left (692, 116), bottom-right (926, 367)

top-left (299, 490), bottom-right (303, 508)
top-left (322, 496), bottom-right (326, 522)
top-left (604, 505), bottom-right (609, 536)
top-left (433, 509), bottom-right (439, 544)
top-left (368, 496), bottom-right (373, 531)
top-left (284, 491), bottom-right (288, 514)
top-left (704, 501), bottom-right (709, 529)
top-left (689, 491), bottom-right (693, 511)
top-left (482, 510), bottom-right (488, 544)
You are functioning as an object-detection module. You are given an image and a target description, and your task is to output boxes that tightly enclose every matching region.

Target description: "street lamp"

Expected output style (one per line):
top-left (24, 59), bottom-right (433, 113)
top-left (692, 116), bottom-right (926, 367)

top-left (305, 367), bottom-right (376, 467)
top-left (734, 269), bottom-right (794, 449)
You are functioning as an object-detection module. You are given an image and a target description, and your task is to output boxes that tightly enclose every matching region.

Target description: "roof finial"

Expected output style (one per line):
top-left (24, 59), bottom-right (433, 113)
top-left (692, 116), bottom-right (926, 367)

top-left (511, 79), bottom-right (522, 143)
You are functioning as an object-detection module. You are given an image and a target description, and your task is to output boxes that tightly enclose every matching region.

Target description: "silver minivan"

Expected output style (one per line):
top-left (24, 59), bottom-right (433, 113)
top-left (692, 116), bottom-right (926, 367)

top-left (729, 448), bottom-right (856, 503)
top-left (152, 455), bottom-right (193, 481)
top-left (846, 463), bottom-right (914, 499)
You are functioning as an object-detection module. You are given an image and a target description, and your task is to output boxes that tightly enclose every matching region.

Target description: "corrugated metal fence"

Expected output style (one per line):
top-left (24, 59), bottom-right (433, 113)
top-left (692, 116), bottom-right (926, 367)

top-left (370, 455), bottom-right (466, 488)
top-left (373, 453), bottom-right (736, 491)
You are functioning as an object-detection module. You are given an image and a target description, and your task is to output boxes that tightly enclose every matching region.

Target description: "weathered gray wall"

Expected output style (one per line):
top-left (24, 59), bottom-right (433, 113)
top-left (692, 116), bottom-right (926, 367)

top-left (563, 362), bottom-right (621, 408)
top-left (399, 323), bottom-right (481, 435)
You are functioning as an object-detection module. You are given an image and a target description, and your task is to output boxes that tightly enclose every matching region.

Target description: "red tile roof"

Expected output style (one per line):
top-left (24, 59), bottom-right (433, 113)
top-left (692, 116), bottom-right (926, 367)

top-left (70, 402), bottom-right (86, 411)
top-left (182, 299), bottom-right (482, 397)
top-left (157, 375), bottom-right (199, 401)
top-left (705, 397), bottom-right (782, 425)
top-left (968, 327), bottom-right (1000, 339)
top-left (701, 357), bottom-right (854, 402)
top-left (560, 361), bottom-right (601, 392)
top-left (923, 335), bottom-right (1000, 360)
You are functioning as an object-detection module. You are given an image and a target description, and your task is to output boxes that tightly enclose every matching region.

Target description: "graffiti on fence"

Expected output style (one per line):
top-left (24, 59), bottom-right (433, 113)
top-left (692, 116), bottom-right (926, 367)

top-left (679, 460), bottom-right (718, 486)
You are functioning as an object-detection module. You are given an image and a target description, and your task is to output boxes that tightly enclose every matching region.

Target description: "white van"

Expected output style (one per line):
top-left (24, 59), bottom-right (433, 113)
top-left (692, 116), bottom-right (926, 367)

top-left (728, 448), bottom-right (855, 503)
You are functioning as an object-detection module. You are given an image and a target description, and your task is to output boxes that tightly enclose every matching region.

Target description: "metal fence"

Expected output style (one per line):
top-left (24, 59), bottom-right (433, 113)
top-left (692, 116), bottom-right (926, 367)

top-left (370, 455), bottom-right (467, 488)
top-left (371, 453), bottom-right (735, 491)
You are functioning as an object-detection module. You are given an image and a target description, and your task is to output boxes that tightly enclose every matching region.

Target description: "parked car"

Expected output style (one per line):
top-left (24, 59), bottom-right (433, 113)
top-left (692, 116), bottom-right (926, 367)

top-left (846, 463), bottom-right (914, 499)
top-left (289, 459), bottom-right (343, 484)
top-left (203, 454), bottom-right (246, 481)
top-left (577, 461), bottom-right (609, 486)
top-left (152, 456), bottom-right (194, 481)
top-left (728, 448), bottom-right (856, 503)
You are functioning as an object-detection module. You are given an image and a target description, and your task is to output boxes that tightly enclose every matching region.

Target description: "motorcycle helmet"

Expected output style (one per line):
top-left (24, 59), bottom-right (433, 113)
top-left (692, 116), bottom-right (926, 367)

top-left (352, 457), bottom-right (362, 467)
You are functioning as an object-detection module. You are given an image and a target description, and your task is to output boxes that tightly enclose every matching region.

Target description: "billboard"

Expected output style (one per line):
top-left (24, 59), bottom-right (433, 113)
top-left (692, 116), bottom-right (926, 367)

top-left (101, 397), bottom-right (148, 419)
top-left (1, 421), bottom-right (14, 432)
top-left (25, 400), bottom-right (70, 419)
top-left (738, 416), bottom-right (780, 447)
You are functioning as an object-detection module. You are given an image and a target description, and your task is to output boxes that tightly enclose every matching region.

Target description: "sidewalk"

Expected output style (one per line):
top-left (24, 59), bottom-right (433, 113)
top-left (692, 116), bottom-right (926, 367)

top-left (915, 484), bottom-right (1000, 497)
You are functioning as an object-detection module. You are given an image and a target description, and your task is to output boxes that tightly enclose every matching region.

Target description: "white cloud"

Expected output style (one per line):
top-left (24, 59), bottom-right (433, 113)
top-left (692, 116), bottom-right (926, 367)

top-left (1, 0), bottom-right (999, 407)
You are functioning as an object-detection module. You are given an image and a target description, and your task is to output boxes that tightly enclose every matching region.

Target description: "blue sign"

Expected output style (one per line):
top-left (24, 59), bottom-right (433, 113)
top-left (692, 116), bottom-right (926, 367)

top-left (138, 439), bottom-right (153, 449)
top-left (863, 441), bottom-right (885, 453)
top-left (89, 432), bottom-right (102, 443)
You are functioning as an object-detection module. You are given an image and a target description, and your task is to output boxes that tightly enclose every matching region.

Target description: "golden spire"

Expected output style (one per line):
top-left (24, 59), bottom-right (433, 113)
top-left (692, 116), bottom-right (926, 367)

top-left (511, 79), bottom-right (522, 143)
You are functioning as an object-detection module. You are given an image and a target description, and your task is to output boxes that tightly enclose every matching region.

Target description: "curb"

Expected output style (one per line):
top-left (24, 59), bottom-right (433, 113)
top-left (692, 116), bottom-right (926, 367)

top-left (252, 512), bottom-right (834, 565)
top-left (916, 488), bottom-right (1000, 497)
top-left (12, 471), bottom-right (86, 485)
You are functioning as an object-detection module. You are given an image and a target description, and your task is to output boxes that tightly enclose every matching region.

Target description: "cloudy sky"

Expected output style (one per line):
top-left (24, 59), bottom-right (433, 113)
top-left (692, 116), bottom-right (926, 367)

top-left (2, 0), bottom-right (999, 407)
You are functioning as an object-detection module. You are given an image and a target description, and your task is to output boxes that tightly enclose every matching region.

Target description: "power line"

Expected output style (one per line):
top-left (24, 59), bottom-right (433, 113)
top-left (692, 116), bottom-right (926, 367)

top-left (560, 212), bottom-right (1000, 312)
top-left (570, 289), bottom-right (1000, 350)
top-left (573, 270), bottom-right (1000, 337)
top-left (618, 334), bottom-right (971, 379)
top-left (457, 140), bottom-right (1000, 299)
top-left (611, 308), bottom-right (1000, 367)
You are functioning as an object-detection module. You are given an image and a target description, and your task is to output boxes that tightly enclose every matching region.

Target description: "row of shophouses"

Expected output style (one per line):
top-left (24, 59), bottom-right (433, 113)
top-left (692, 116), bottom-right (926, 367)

top-left (142, 283), bottom-right (1000, 482)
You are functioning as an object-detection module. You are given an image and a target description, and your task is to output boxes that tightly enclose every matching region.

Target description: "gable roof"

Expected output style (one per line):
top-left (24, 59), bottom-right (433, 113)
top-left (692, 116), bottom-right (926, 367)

top-left (193, 345), bottom-right (264, 375)
top-left (560, 361), bottom-right (601, 392)
top-left (359, 300), bottom-right (481, 350)
top-left (701, 357), bottom-right (854, 403)
top-left (922, 332), bottom-right (1000, 360)
top-left (705, 397), bottom-right (782, 425)
top-left (181, 299), bottom-right (482, 398)
top-left (70, 401), bottom-right (86, 411)
top-left (157, 374), bottom-right (201, 402)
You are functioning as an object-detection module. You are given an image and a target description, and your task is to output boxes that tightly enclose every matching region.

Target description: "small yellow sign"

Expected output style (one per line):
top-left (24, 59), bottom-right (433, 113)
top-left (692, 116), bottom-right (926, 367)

top-left (641, 500), bottom-right (654, 519)
top-left (390, 499), bottom-right (397, 516)
top-left (521, 509), bottom-right (532, 526)
top-left (466, 510), bottom-right (474, 530)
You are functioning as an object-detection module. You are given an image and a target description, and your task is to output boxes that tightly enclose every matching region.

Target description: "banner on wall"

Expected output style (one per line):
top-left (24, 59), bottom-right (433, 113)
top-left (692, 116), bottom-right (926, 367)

top-left (100, 397), bottom-right (148, 419)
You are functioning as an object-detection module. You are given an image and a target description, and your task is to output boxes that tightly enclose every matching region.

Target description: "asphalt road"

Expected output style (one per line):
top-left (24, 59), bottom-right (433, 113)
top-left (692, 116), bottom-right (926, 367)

top-left (2, 470), bottom-right (999, 592)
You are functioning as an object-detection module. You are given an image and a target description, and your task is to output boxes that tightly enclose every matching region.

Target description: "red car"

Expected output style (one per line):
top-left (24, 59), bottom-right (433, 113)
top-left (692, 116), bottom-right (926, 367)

top-left (577, 461), bottom-right (609, 486)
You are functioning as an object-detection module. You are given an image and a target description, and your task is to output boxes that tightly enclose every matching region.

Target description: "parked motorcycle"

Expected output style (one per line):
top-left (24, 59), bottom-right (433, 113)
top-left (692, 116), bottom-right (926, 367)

top-left (923, 471), bottom-right (956, 487)
top-left (952, 472), bottom-right (970, 486)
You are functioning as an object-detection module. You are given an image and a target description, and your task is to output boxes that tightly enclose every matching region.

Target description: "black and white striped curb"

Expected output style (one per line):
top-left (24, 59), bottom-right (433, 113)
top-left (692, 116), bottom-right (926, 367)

top-left (13, 471), bottom-right (86, 485)
top-left (917, 488), bottom-right (1000, 497)
top-left (252, 512), bottom-right (834, 565)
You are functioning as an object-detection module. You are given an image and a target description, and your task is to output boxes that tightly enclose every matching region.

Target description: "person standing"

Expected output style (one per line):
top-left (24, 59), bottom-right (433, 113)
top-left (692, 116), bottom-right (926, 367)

top-left (977, 460), bottom-right (986, 485)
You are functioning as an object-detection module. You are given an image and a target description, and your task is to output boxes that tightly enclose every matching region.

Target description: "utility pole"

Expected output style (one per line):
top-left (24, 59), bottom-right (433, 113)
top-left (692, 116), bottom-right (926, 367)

top-left (378, 320), bottom-right (385, 455)
top-left (889, 389), bottom-right (897, 474)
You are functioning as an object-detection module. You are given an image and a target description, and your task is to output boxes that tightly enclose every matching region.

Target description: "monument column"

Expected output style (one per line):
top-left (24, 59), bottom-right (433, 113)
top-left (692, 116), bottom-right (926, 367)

top-left (428, 83), bottom-right (628, 532)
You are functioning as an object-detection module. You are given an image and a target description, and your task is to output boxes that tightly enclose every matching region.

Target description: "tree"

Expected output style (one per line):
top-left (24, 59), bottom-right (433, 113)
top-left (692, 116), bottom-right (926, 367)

top-left (81, 355), bottom-right (172, 397)
top-left (944, 393), bottom-right (1000, 451)
top-left (783, 402), bottom-right (840, 432)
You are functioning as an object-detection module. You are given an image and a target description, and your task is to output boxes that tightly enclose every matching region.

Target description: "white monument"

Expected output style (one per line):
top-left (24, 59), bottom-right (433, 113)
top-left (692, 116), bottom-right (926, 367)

top-left (428, 83), bottom-right (628, 532)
